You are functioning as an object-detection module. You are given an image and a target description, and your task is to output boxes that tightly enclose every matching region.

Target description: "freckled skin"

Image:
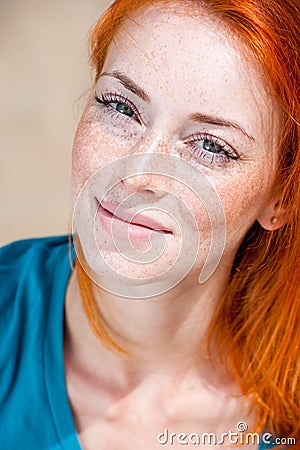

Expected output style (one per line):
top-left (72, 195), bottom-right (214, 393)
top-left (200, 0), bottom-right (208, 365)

top-left (66, 6), bottom-right (282, 449)
top-left (72, 6), bottom-right (280, 284)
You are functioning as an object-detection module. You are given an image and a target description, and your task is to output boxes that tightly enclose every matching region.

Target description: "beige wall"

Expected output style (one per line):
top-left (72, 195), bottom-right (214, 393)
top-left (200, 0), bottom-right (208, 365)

top-left (0, 0), bottom-right (113, 245)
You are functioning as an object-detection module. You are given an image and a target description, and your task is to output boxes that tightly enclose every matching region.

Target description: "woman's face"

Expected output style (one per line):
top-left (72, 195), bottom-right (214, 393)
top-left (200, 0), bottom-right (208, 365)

top-left (72, 5), bottom-right (280, 297)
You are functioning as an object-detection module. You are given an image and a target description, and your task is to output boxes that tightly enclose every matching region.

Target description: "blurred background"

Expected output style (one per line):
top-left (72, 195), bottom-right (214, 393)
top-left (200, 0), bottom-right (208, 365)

top-left (0, 0), bottom-right (113, 245)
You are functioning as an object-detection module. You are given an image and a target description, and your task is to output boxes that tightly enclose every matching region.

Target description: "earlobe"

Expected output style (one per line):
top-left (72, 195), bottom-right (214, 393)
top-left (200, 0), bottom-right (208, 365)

top-left (257, 199), bottom-right (289, 231)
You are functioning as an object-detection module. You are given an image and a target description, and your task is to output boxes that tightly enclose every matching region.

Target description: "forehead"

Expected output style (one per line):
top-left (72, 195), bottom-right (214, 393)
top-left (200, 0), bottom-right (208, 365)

top-left (101, 5), bottom-right (277, 138)
top-left (104, 6), bottom-right (260, 87)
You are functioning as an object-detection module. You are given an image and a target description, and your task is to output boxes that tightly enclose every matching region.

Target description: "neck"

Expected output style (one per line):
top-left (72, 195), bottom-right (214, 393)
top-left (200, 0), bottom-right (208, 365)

top-left (64, 260), bottom-right (232, 390)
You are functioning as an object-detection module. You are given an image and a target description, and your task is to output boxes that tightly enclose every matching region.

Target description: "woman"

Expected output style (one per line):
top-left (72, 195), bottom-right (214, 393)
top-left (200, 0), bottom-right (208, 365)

top-left (0, 0), bottom-right (299, 449)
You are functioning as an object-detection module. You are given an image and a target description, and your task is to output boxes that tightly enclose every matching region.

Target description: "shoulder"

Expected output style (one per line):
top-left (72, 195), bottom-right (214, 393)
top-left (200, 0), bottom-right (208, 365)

top-left (0, 234), bottom-right (72, 324)
top-left (0, 235), bottom-right (76, 449)
top-left (0, 236), bottom-right (69, 284)
top-left (0, 234), bottom-right (70, 269)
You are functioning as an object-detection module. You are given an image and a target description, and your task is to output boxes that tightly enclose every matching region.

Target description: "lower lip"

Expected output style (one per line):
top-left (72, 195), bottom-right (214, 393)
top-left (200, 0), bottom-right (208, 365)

top-left (97, 203), bottom-right (166, 242)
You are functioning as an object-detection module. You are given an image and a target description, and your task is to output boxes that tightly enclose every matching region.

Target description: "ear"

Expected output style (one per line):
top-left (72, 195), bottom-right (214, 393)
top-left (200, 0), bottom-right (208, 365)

top-left (257, 198), bottom-right (289, 231)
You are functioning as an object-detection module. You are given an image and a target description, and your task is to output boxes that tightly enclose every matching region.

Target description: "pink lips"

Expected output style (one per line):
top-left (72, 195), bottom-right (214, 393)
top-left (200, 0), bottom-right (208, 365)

top-left (96, 199), bottom-right (173, 241)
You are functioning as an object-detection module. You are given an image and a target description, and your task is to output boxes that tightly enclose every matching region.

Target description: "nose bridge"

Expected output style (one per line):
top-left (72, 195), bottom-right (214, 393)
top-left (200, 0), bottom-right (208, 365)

top-left (122, 130), bottom-right (171, 195)
top-left (135, 127), bottom-right (170, 155)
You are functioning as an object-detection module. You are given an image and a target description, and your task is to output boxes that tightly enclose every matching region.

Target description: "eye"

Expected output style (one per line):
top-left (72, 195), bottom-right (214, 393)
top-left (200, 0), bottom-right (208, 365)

top-left (114, 102), bottom-right (135, 117)
top-left (184, 133), bottom-right (241, 166)
top-left (202, 139), bottom-right (224, 154)
top-left (94, 92), bottom-right (141, 123)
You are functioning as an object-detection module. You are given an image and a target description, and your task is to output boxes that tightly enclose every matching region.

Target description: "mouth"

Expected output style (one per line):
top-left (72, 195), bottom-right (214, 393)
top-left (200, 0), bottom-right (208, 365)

top-left (96, 199), bottom-right (174, 236)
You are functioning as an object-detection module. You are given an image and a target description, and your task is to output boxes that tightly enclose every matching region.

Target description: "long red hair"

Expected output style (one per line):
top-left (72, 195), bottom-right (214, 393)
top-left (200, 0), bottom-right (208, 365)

top-left (76, 0), bottom-right (300, 443)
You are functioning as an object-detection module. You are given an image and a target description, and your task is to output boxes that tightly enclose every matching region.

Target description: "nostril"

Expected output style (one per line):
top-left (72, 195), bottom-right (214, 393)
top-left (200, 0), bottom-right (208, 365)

top-left (121, 178), bottom-right (167, 199)
top-left (121, 175), bottom-right (144, 190)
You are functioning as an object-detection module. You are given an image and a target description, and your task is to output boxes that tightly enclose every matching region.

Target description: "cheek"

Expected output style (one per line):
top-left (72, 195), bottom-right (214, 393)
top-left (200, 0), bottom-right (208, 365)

top-left (177, 163), bottom-right (273, 265)
top-left (215, 167), bottom-right (272, 248)
top-left (71, 114), bottom-right (139, 207)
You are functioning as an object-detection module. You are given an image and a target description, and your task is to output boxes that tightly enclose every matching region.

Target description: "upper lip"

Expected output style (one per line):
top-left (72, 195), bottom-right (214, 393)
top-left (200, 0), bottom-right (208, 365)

top-left (98, 200), bottom-right (173, 234)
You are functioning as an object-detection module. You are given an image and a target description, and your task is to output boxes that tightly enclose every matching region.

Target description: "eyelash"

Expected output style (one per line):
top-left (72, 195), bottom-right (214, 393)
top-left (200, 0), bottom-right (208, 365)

top-left (94, 91), bottom-right (241, 166)
top-left (185, 133), bottom-right (241, 165)
top-left (94, 92), bottom-right (142, 123)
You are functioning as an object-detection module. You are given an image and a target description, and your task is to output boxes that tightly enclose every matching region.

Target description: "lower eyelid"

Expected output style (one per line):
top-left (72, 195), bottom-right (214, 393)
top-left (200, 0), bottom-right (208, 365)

top-left (188, 140), bottom-right (239, 158)
top-left (102, 106), bottom-right (134, 123)
top-left (184, 142), bottom-right (241, 166)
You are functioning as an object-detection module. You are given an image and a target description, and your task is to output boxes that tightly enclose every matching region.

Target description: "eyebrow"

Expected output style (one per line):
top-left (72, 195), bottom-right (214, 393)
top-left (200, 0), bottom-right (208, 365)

top-left (100, 70), bottom-right (151, 103)
top-left (99, 71), bottom-right (255, 142)
top-left (189, 113), bottom-right (255, 142)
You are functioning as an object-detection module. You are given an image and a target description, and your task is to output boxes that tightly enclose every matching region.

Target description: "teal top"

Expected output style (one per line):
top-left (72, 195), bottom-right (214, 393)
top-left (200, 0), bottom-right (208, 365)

top-left (0, 236), bottom-right (281, 449)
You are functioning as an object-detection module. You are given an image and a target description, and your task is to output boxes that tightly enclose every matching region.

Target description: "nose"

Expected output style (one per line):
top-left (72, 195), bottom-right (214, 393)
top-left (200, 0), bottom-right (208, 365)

top-left (121, 175), bottom-right (167, 199)
top-left (121, 131), bottom-right (171, 198)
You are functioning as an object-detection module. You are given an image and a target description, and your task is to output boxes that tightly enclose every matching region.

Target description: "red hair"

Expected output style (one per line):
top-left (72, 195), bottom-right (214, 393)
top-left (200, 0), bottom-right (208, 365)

top-left (77, 0), bottom-right (300, 443)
